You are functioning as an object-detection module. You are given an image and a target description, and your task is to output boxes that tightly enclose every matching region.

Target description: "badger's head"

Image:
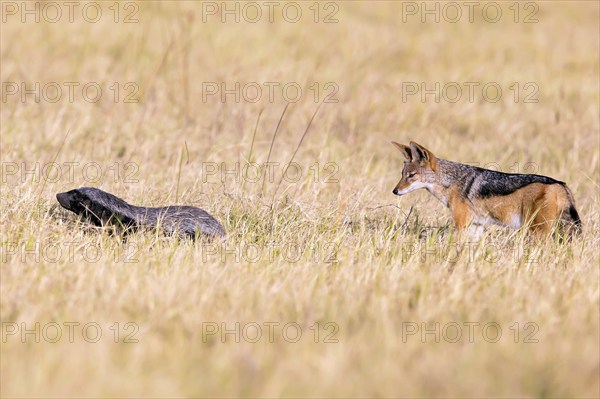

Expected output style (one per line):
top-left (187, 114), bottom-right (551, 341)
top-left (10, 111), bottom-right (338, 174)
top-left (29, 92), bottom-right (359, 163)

top-left (57, 189), bottom-right (89, 213)
top-left (56, 188), bottom-right (105, 225)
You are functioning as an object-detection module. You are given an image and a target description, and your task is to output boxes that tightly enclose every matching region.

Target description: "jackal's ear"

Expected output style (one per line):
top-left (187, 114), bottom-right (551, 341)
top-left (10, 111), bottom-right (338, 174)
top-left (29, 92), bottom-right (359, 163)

top-left (409, 141), bottom-right (433, 162)
top-left (391, 141), bottom-right (412, 161)
top-left (409, 141), bottom-right (437, 169)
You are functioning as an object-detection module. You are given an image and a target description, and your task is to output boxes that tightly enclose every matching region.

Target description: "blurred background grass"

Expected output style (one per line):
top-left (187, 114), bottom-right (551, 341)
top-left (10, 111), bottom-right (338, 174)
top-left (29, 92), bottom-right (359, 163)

top-left (1, 1), bottom-right (599, 397)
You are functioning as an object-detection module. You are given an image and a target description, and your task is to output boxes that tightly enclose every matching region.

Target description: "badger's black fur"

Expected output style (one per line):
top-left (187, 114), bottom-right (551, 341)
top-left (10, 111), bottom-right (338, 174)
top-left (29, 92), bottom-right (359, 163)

top-left (56, 187), bottom-right (225, 239)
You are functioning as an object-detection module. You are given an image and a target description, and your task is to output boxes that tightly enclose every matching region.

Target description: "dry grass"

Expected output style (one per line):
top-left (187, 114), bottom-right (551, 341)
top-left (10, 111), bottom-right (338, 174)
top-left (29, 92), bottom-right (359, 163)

top-left (1, 1), bottom-right (599, 397)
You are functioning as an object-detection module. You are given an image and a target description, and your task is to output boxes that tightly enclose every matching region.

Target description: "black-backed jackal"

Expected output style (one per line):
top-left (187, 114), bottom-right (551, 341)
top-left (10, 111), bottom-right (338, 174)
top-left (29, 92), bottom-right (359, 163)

top-left (391, 141), bottom-right (581, 236)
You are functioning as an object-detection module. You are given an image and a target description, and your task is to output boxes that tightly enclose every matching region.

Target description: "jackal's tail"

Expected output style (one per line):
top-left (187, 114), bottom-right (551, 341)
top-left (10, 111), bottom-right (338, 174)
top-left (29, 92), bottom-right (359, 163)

top-left (561, 185), bottom-right (582, 235)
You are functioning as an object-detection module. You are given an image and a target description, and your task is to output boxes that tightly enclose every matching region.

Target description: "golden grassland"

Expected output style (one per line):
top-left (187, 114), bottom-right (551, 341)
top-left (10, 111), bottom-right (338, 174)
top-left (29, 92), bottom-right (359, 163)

top-left (1, 1), bottom-right (599, 397)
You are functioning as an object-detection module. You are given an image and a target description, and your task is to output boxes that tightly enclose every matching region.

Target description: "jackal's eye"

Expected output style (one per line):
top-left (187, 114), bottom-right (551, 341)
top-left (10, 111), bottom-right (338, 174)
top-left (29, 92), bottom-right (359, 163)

top-left (407, 171), bottom-right (416, 178)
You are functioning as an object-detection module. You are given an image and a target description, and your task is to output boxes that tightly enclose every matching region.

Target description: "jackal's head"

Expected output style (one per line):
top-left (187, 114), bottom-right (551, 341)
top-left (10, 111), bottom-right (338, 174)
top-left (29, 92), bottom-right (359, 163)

top-left (391, 141), bottom-right (438, 196)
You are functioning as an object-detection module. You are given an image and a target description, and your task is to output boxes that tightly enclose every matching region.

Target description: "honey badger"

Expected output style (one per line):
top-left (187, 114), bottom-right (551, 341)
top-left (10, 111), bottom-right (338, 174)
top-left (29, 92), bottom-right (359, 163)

top-left (56, 187), bottom-right (225, 238)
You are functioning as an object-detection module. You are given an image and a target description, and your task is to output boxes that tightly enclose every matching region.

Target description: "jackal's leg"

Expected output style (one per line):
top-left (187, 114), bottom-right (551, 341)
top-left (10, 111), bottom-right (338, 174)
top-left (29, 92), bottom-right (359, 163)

top-left (448, 192), bottom-right (473, 232)
top-left (529, 188), bottom-right (560, 236)
top-left (467, 224), bottom-right (485, 240)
